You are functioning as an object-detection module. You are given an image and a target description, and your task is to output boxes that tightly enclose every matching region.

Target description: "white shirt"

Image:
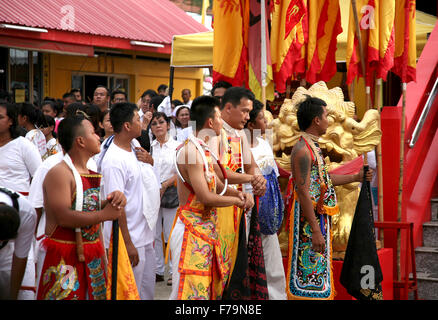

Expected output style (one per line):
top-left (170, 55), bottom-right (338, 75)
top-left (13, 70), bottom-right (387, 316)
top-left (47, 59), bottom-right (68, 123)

top-left (0, 137), bottom-right (42, 194)
top-left (0, 188), bottom-right (37, 270)
top-left (250, 137), bottom-right (279, 177)
top-left (175, 126), bottom-right (193, 143)
top-left (25, 128), bottom-right (47, 158)
top-left (43, 138), bottom-right (62, 161)
top-left (100, 140), bottom-right (153, 248)
top-left (150, 137), bottom-right (180, 185)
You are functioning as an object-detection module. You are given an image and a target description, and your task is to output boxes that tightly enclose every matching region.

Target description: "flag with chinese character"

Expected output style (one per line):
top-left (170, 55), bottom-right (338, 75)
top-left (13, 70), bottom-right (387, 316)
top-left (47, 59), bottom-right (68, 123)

top-left (270, 0), bottom-right (307, 93)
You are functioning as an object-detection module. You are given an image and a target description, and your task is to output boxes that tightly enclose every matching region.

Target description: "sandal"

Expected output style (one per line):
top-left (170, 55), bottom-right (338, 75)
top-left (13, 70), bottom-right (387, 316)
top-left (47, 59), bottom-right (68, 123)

top-left (167, 277), bottom-right (172, 286)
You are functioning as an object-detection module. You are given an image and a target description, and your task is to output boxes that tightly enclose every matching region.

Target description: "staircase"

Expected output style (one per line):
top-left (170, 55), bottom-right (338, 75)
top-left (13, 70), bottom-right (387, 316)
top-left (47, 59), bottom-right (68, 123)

top-left (415, 198), bottom-right (438, 300)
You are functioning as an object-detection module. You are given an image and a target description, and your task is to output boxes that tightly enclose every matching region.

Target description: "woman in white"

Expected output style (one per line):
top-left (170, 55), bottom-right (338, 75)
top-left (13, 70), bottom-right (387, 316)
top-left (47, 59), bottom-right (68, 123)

top-left (41, 115), bottom-right (62, 161)
top-left (173, 105), bottom-right (192, 142)
top-left (245, 100), bottom-right (287, 300)
top-left (17, 102), bottom-right (47, 159)
top-left (150, 112), bottom-right (181, 286)
top-left (0, 102), bottom-right (42, 300)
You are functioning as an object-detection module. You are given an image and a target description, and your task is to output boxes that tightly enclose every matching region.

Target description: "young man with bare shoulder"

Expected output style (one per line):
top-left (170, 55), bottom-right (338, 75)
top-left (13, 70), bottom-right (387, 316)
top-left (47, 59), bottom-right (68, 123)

top-left (36, 115), bottom-right (125, 300)
top-left (168, 95), bottom-right (251, 300)
top-left (286, 96), bottom-right (372, 300)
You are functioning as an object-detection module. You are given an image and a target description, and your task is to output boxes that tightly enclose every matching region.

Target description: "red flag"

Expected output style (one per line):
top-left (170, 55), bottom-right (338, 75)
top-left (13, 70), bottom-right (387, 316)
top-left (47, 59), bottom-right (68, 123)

top-left (392, 0), bottom-right (416, 83)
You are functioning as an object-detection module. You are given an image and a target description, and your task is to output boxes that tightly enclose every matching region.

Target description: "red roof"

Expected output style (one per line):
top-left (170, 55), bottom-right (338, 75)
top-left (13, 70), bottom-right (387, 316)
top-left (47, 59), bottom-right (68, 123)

top-left (0, 0), bottom-right (207, 54)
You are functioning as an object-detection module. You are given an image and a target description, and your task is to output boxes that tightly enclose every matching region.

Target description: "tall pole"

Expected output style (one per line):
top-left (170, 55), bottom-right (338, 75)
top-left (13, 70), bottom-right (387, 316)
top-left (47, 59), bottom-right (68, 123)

top-left (260, 0), bottom-right (267, 110)
top-left (375, 78), bottom-right (384, 245)
top-left (397, 82), bottom-right (407, 282)
top-left (351, 0), bottom-right (370, 170)
top-left (111, 220), bottom-right (119, 300)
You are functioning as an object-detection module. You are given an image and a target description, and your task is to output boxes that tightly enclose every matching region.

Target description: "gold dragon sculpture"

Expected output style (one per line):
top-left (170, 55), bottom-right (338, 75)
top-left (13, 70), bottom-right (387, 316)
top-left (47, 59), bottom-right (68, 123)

top-left (270, 81), bottom-right (382, 258)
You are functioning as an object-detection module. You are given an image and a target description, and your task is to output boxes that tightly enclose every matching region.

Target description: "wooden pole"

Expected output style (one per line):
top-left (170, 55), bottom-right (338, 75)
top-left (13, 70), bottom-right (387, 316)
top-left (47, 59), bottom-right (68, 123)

top-left (351, 0), bottom-right (370, 166)
top-left (260, 0), bottom-right (267, 110)
top-left (111, 220), bottom-right (119, 300)
top-left (397, 82), bottom-right (407, 281)
top-left (375, 78), bottom-right (384, 245)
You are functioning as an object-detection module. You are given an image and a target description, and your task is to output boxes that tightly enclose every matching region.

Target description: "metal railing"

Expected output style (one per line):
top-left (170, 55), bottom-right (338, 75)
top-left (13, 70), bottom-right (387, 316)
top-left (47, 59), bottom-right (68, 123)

top-left (409, 76), bottom-right (438, 148)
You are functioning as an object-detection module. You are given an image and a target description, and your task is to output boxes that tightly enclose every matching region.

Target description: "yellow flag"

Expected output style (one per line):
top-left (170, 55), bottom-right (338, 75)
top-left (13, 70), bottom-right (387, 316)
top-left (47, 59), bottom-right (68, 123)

top-left (213, 0), bottom-right (249, 86)
top-left (106, 229), bottom-right (140, 300)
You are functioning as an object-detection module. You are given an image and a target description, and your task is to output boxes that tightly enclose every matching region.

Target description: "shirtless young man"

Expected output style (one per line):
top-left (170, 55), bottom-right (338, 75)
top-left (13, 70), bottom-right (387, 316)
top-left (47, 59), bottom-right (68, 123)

top-left (36, 115), bottom-right (125, 300)
top-left (169, 95), bottom-right (251, 300)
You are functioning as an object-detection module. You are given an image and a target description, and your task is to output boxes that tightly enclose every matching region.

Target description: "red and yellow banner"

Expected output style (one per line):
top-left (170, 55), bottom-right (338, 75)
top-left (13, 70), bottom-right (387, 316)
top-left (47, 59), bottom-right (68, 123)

top-left (213, 0), bottom-right (249, 87)
top-left (270, 0), bottom-right (307, 93)
top-left (306, 0), bottom-right (342, 84)
top-left (346, 0), bottom-right (397, 85)
top-left (106, 229), bottom-right (140, 300)
top-left (392, 0), bottom-right (416, 83)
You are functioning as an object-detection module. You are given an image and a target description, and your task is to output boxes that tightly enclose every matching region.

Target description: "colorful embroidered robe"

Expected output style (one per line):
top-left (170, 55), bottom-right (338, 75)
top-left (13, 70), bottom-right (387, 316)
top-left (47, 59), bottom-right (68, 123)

top-left (286, 137), bottom-right (339, 300)
top-left (37, 173), bottom-right (107, 300)
top-left (216, 130), bottom-right (245, 297)
top-left (176, 142), bottom-right (226, 300)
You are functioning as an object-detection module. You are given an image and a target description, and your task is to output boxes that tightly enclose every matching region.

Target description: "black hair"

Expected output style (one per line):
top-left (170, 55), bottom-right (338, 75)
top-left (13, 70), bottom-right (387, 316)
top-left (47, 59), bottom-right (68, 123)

top-left (151, 111), bottom-right (170, 125)
top-left (99, 109), bottom-right (109, 123)
top-left (70, 88), bottom-right (81, 94)
top-left (211, 81), bottom-right (232, 96)
top-left (65, 102), bottom-right (87, 119)
top-left (141, 89), bottom-right (157, 99)
top-left (0, 89), bottom-right (12, 103)
top-left (18, 102), bottom-right (48, 128)
top-left (246, 99), bottom-right (264, 127)
top-left (190, 95), bottom-right (219, 131)
top-left (171, 99), bottom-right (183, 108)
top-left (296, 95), bottom-right (327, 131)
top-left (0, 102), bottom-right (20, 139)
top-left (149, 95), bottom-right (164, 112)
top-left (94, 85), bottom-right (109, 96)
top-left (0, 204), bottom-right (20, 241)
top-left (44, 115), bottom-right (57, 138)
top-left (220, 86), bottom-right (255, 110)
top-left (82, 103), bottom-right (100, 134)
top-left (62, 92), bottom-right (75, 100)
top-left (57, 114), bottom-right (87, 152)
top-left (157, 84), bottom-right (168, 92)
top-left (110, 89), bottom-right (127, 101)
top-left (109, 102), bottom-right (138, 133)
top-left (41, 100), bottom-right (58, 117)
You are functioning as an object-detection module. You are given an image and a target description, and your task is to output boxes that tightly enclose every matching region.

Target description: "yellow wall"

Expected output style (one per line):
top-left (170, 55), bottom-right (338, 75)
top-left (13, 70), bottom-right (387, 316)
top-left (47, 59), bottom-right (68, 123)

top-left (47, 53), bottom-right (204, 102)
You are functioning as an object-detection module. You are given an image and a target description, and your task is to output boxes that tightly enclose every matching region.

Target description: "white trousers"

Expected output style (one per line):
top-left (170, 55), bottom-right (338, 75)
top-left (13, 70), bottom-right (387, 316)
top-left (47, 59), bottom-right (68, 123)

top-left (168, 217), bottom-right (185, 300)
top-left (132, 243), bottom-right (156, 300)
top-left (0, 242), bottom-right (36, 300)
top-left (262, 233), bottom-right (287, 300)
top-left (154, 207), bottom-right (177, 276)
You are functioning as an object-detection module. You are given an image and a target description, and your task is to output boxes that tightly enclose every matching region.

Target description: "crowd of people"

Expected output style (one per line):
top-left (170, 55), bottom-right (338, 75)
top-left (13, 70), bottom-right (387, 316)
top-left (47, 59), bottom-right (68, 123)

top-left (0, 80), bottom-right (371, 300)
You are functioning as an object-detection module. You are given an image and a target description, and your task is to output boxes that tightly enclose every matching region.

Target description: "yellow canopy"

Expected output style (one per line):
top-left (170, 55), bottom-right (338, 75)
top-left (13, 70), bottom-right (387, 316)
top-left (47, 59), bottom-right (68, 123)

top-left (170, 31), bottom-right (213, 67)
top-left (169, 11), bottom-right (435, 67)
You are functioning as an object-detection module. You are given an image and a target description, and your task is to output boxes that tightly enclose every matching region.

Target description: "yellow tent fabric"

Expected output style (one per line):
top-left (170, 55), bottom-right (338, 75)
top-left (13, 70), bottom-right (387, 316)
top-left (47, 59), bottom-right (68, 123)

top-left (170, 31), bottom-right (213, 67)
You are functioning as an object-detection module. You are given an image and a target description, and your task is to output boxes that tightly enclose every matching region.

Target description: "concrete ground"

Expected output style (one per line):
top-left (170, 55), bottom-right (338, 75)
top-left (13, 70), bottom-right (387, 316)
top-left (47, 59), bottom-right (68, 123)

top-left (153, 265), bottom-right (173, 300)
